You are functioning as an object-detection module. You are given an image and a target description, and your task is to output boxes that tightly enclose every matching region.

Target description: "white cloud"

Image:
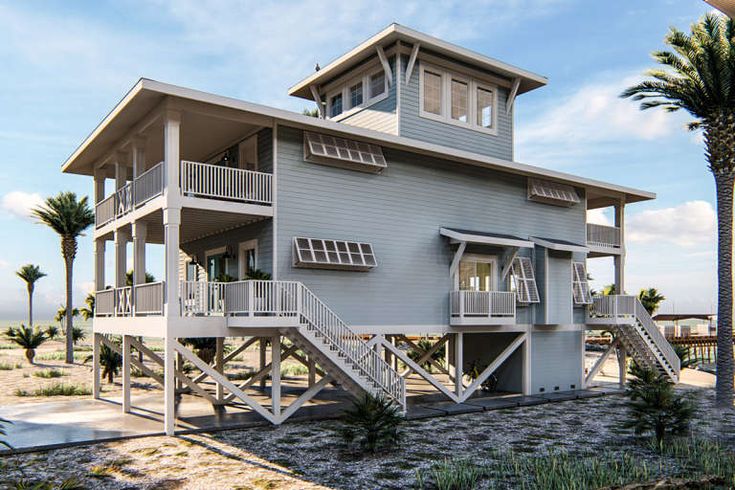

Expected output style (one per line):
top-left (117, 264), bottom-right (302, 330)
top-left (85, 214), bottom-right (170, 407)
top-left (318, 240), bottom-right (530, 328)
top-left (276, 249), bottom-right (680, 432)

top-left (626, 200), bottom-right (715, 247)
top-left (586, 208), bottom-right (612, 226)
top-left (1, 191), bottom-right (43, 221)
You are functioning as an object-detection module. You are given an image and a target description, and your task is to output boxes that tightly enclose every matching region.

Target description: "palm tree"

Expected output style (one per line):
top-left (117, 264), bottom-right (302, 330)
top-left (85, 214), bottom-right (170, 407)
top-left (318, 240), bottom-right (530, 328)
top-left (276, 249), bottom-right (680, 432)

top-left (638, 288), bottom-right (666, 315)
top-left (621, 13), bottom-right (735, 407)
top-left (15, 264), bottom-right (46, 326)
top-left (125, 270), bottom-right (156, 286)
top-left (5, 325), bottom-right (50, 364)
top-left (80, 293), bottom-right (95, 321)
top-left (33, 192), bottom-right (94, 364)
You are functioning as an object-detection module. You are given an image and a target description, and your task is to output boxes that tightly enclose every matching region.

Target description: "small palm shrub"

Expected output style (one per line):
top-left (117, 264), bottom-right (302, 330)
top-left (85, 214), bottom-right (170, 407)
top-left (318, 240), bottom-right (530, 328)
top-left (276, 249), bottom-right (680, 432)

top-left (5, 325), bottom-right (50, 363)
top-left (182, 337), bottom-right (217, 364)
top-left (84, 341), bottom-right (121, 383)
top-left (340, 393), bottom-right (404, 455)
top-left (624, 363), bottom-right (694, 447)
top-left (0, 417), bottom-right (11, 450)
top-left (466, 359), bottom-right (499, 392)
top-left (33, 369), bottom-right (66, 379)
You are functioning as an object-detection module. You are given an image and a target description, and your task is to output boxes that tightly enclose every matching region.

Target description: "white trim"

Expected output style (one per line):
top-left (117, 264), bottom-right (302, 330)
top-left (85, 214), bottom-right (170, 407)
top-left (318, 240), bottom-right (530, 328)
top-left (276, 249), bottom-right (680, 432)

top-left (327, 68), bottom-right (389, 121)
top-left (530, 237), bottom-right (589, 254)
top-left (272, 124), bottom-right (278, 280)
top-left (418, 62), bottom-right (499, 136)
top-left (309, 85), bottom-right (324, 118)
top-left (440, 228), bottom-right (534, 249)
top-left (376, 45), bottom-right (393, 87)
top-left (453, 254), bottom-right (498, 291)
top-left (506, 77), bottom-right (521, 115)
top-left (405, 42), bottom-right (420, 85)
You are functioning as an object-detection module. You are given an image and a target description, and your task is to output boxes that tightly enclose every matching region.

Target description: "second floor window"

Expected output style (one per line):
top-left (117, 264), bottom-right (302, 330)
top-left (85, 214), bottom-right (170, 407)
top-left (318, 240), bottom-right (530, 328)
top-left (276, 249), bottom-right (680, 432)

top-left (476, 87), bottom-right (494, 128)
top-left (423, 70), bottom-right (442, 115)
top-left (451, 79), bottom-right (469, 122)
top-left (350, 83), bottom-right (363, 108)
top-left (330, 93), bottom-right (343, 118)
top-left (369, 72), bottom-right (385, 99)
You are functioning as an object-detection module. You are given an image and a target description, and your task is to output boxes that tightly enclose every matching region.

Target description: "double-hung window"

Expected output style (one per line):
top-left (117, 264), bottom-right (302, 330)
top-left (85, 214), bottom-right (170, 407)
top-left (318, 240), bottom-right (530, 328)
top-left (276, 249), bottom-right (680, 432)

top-left (419, 63), bottom-right (498, 134)
top-left (325, 68), bottom-right (389, 120)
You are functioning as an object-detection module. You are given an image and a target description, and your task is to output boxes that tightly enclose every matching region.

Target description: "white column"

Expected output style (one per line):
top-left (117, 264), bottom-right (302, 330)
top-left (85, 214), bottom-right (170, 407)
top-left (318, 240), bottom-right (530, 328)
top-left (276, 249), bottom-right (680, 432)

top-left (132, 221), bottom-right (147, 286)
top-left (114, 229), bottom-right (129, 288)
top-left (215, 337), bottom-right (224, 403)
top-left (523, 333), bottom-right (532, 395)
top-left (94, 238), bottom-right (106, 291)
top-left (93, 169), bottom-right (105, 204)
top-left (132, 137), bottom-right (146, 179)
top-left (163, 208), bottom-right (180, 318)
top-left (454, 332), bottom-right (464, 397)
top-left (308, 356), bottom-right (316, 387)
top-left (114, 153), bottom-right (128, 191)
top-left (614, 201), bottom-right (625, 294)
top-left (163, 110), bottom-right (181, 205)
top-left (93, 333), bottom-right (101, 399)
top-left (164, 336), bottom-right (176, 436)
top-left (122, 335), bottom-right (131, 413)
top-left (259, 337), bottom-right (267, 389)
top-left (617, 346), bottom-right (627, 388)
top-left (271, 334), bottom-right (281, 422)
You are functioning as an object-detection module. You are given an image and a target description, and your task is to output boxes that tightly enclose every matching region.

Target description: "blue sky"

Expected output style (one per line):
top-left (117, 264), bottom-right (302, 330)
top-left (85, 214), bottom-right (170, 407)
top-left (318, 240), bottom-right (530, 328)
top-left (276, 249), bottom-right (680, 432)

top-left (0, 0), bottom-right (719, 321)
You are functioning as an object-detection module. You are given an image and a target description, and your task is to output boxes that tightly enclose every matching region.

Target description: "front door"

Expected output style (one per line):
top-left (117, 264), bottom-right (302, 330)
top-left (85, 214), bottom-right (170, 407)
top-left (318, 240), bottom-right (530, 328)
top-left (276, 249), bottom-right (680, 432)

top-left (457, 255), bottom-right (497, 292)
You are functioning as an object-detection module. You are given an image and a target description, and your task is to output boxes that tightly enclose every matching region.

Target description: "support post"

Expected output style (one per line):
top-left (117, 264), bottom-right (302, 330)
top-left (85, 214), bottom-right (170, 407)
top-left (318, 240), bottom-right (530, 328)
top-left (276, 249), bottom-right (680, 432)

top-left (271, 334), bottom-right (281, 422)
top-left (523, 332), bottom-right (532, 395)
top-left (93, 169), bottom-right (105, 205)
top-left (114, 229), bottom-right (129, 288)
top-left (308, 356), bottom-right (316, 387)
top-left (614, 200), bottom-right (626, 294)
top-left (259, 337), bottom-right (267, 389)
top-left (132, 137), bottom-right (146, 180)
top-left (93, 333), bottom-right (101, 399)
top-left (132, 221), bottom-right (147, 287)
top-left (163, 208), bottom-right (181, 318)
top-left (122, 335), bottom-right (131, 413)
top-left (215, 337), bottom-right (224, 403)
top-left (617, 345), bottom-right (627, 388)
top-left (94, 238), bottom-right (106, 291)
top-left (454, 332), bottom-right (464, 397)
top-left (164, 335), bottom-right (176, 436)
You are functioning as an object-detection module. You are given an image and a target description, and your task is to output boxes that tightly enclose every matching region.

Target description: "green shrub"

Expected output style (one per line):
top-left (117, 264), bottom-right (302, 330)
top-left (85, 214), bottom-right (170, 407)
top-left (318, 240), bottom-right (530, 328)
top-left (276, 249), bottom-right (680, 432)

top-left (282, 363), bottom-right (308, 377)
top-left (84, 340), bottom-right (121, 383)
top-left (15, 383), bottom-right (91, 397)
top-left (624, 363), bottom-right (695, 447)
top-left (340, 394), bottom-right (403, 455)
top-left (33, 369), bottom-right (66, 378)
top-left (4, 325), bottom-right (50, 363)
top-left (419, 459), bottom-right (481, 490)
top-left (0, 362), bottom-right (22, 370)
top-left (407, 337), bottom-right (445, 372)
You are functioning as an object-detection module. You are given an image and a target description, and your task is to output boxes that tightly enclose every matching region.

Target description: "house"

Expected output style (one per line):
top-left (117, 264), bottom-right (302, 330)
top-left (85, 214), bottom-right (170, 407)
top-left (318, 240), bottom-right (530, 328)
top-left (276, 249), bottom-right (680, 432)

top-left (62, 24), bottom-right (680, 435)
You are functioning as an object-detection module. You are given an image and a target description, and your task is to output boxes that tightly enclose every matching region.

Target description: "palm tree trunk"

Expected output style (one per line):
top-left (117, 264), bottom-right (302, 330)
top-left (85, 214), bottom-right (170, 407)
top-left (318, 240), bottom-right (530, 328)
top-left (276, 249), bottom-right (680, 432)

top-left (64, 252), bottom-right (74, 365)
top-left (714, 173), bottom-right (734, 408)
top-left (27, 284), bottom-right (33, 327)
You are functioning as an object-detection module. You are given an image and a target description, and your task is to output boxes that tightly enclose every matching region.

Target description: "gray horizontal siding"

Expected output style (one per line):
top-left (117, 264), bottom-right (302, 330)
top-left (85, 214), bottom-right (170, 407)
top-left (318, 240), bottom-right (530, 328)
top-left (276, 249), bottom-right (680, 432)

top-left (275, 125), bottom-right (585, 327)
top-left (531, 331), bottom-right (583, 393)
top-left (399, 57), bottom-right (514, 161)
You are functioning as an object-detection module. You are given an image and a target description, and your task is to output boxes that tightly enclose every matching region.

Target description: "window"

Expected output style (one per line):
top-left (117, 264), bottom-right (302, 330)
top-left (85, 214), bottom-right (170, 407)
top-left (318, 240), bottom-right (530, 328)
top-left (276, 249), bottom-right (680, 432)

top-left (572, 262), bottom-right (592, 305)
top-left (304, 131), bottom-right (387, 173)
top-left (423, 70), bottom-right (443, 115)
top-left (476, 86), bottom-right (494, 128)
top-left (293, 237), bottom-right (377, 271)
top-left (329, 93), bottom-right (343, 118)
top-left (419, 63), bottom-right (498, 133)
top-left (510, 257), bottom-right (540, 304)
top-left (451, 79), bottom-right (469, 122)
top-left (349, 82), bottom-right (363, 108)
top-left (369, 72), bottom-right (385, 99)
top-left (527, 178), bottom-right (581, 207)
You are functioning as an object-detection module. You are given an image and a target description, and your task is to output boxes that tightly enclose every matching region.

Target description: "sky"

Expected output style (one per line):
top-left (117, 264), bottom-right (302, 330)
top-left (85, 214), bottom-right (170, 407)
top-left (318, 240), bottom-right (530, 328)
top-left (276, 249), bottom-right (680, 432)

top-left (0, 0), bottom-right (721, 321)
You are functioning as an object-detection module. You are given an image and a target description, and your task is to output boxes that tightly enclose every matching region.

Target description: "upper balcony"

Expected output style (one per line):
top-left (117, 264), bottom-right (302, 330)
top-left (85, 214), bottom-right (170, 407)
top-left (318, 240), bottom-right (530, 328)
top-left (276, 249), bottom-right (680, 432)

top-left (95, 160), bottom-right (273, 230)
top-left (586, 223), bottom-right (622, 257)
top-left (449, 290), bottom-right (516, 326)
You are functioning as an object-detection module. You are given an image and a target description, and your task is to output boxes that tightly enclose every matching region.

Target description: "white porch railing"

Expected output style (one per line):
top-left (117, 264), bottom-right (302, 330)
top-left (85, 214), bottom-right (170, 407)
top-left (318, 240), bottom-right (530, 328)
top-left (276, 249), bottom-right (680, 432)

top-left (134, 281), bottom-right (164, 316)
top-left (96, 289), bottom-right (115, 316)
top-left (589, 295), bottom-right (636, 320)
top-left (116, 182), bottom-right (133, 218)
top-left (450, 291), bottom-right (516, 319)
top-left (179, 280), bottom-right (405, 406)
top-left (586, 223), bottom-right (621, 249)
top-left (180, 160), bottom-right (273, 204)
top-left (95, 194), bottom-right (116, 228)
top-left (133, 162), bottom-right (164, 207)
top-left (115, 286), bottom-right (133, 317)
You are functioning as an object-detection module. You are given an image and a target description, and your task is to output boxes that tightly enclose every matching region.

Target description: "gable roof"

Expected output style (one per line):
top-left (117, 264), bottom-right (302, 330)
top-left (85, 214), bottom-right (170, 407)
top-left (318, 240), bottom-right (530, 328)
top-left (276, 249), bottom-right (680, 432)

top-left (61, 78), bottom-right (654, 207)
top-left (288, 23), bottom-right (548, 100)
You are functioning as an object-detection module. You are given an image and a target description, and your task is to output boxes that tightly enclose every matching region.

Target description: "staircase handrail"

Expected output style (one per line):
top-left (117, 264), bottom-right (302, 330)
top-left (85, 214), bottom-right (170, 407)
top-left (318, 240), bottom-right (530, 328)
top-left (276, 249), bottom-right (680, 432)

top-left (633, 298), bottom-right (681, 376)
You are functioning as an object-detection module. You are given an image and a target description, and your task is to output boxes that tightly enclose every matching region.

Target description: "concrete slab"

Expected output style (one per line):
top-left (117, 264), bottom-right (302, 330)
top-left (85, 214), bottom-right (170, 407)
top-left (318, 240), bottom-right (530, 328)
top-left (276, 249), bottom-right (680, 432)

top-left (464, 396), bottom-right (520, 410)
top-left (539, 391), bottom-right (579, 402)
top-left (406, 405), bottom-right (447, 420)
top-left (510, 395), bottom-right (549, 407)
top-left (420, 401), bottom-right (484, 415)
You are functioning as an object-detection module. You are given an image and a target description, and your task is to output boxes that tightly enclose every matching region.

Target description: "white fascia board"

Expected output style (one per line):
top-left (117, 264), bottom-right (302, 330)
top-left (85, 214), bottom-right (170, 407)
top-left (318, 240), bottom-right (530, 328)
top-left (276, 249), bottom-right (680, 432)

top-left (288, 23), bottom-right (548, 99)
top-left (440, 228), bottom-right (534, 249)
top-left (530, 237), bottom-right (589, 254)
top-left (61, 79), bottom-right (656, 204)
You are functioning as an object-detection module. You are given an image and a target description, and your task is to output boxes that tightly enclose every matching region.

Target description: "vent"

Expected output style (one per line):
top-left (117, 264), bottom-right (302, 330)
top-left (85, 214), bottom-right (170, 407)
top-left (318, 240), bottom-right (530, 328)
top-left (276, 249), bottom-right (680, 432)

top-left (510, 257), bottom-right (540, 304)
top-left (293, 237), bottom-right (377, 271)
top-left (572, 261), bottom-right (593, 305)
top-left (528, 178), bottom-right (580, 207)
top-left (304, 131), bottom-right (387, 173)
